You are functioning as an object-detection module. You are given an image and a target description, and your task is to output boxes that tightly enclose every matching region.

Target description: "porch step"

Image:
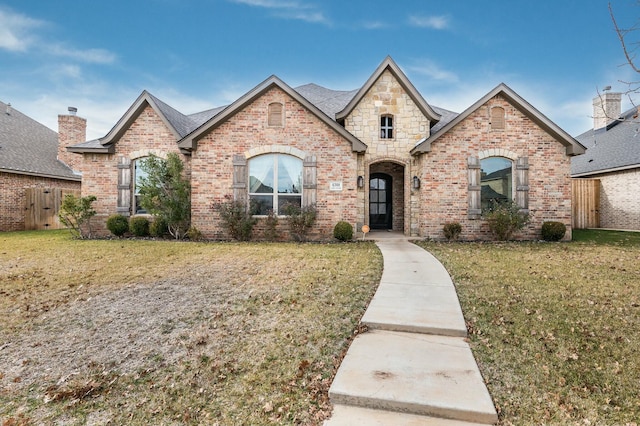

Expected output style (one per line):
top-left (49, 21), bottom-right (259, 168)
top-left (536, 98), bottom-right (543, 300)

top-left (328, 330), bottom-right (498, 424)
top-left (325, 405), bottom-right (491, 426)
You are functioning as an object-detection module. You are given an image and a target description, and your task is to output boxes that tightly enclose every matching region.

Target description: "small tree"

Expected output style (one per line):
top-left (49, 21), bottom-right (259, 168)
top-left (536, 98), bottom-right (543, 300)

top-left (137, 153), bottom-right (191, 240)
top-left (483, 200), bottom-right (530, 241)
top-left (58, 194), bottom-right (97, 239)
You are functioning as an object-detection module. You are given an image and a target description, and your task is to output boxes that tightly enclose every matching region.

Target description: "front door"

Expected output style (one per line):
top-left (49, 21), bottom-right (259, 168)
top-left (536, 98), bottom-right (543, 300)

top-left (369, 173), bottom-right (392, 229)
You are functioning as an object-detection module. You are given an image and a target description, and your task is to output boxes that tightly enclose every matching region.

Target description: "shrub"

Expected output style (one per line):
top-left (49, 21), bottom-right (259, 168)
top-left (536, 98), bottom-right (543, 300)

top-left (58, 194), bottom-right (97, 239)
top-left (215, 198), bottom-right (258, 241)
top-left (443, 222), bottom-right (462, 241)
top-left (333, 221), bottom-right (353, 241)
top-left (150, 217), bottom-right (169, 238)
top-left (129, 216), bottom-right (150, 237)
top-left (541, 221), bottom-right (567, 242)
top-left (483, 200), bottom-right (530, 241)
top-left (187, 226), bottom-right (204, 241)
top-left (106, 214), bottom-right (129, 237)
top-left (282, 203), bottom-right (317, 242)
top-left (263, 209), bottom-right (279, 241)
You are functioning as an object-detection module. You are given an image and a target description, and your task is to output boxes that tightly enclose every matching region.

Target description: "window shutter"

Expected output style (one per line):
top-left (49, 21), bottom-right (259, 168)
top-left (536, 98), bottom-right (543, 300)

top-left (117, 156), bottom-right (131, 215)
top-left (468, 156), bottom-right (481, 219)
top-left (303, 155), bottom-right (317, 206)
top-left (515, 157), bottom-right (529, 212)
top-left (233, 155), bottom-right (247, 201)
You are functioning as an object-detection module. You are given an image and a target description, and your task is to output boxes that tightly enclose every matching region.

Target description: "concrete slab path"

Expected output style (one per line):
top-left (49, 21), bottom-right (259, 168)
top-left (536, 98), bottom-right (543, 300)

top-left (325, 238), bottom-right (498, 425)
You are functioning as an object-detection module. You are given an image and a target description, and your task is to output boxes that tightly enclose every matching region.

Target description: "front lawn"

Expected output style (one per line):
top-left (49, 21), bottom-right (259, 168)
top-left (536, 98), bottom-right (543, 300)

top-left (418, 233), bottom-right (640, 425)
top-left (0, 231), bottom-right (382, 425)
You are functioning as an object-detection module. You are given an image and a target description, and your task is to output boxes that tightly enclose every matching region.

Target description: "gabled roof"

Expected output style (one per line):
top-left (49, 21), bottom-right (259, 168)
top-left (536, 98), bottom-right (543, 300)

top-left (67, 91), bottom-right (222, 154)
top-left (411, 83), bottom-right (586, 156)
top-left (178, 75), bottom-right (367, 153)
top-left (0, 100), bottom-right (80, 181)
top-left (335, 56), bottom-right (442, 125)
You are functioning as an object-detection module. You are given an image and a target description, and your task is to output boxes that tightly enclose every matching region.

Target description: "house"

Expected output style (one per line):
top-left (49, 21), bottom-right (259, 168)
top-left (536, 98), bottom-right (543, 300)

top-left (572, 92), bottom-right (640, 230)
top-left (65, 56), bottom-right (585, 240)
top-left (0, 101), bottom-right (81, 231)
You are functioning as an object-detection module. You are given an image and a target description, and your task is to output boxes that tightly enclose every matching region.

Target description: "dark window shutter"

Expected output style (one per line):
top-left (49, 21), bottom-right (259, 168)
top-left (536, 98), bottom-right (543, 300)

top-left (468, 156), bottom-right (481, 219)
top-left (117, 156), bottom-right (131, 215)
top-left (516, 157), bottom-right (529, 212)
top-left (303, 155), bottom-right (317, 206)
top-left (233, 155), bottom-right (247, 201)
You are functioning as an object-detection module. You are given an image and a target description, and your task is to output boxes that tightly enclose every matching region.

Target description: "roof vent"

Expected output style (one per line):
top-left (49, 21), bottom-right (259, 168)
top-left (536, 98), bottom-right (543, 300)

top-left (5, 103), bottom-right (11, 115)
top-left (68, 106), bottom-right (78, 116)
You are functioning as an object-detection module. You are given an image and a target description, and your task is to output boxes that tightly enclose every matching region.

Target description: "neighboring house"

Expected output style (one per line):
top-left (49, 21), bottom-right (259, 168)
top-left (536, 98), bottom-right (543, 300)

top-left (0, 101), bottom-right (81, 231)
top-left (66, 57), bottom-right (585, 240)
top-left (572, 92), bottom-right (640, 230)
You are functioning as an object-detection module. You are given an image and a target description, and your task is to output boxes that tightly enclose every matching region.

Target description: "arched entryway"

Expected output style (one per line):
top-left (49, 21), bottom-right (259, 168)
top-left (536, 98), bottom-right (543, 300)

top-left (369, 173), bottom-right (392, 229)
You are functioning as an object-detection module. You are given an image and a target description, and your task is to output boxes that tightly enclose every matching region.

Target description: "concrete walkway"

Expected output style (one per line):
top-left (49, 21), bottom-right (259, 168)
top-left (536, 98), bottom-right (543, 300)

top-left (325, 235), bottom-right (498, 425)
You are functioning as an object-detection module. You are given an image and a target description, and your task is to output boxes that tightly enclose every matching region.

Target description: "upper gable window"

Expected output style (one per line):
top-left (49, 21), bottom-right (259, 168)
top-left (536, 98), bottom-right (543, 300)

top-left (268, 102), bottom-right (284, 127)
top-left (380, 114), bottom-right (393, 139)
top-left (490, 107), bottom-right (505, 130)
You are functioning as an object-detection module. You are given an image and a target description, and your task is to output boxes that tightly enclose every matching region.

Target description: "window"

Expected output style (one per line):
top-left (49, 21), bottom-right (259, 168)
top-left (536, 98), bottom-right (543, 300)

top-left (491, 107), bottom-right (505, 130)
top-left (249, 154), bottom-right (302, 215)
top-left (480, 157), bottom-right (513, 210)
top-left (380, 114), bottom-right (393, 139)
top-left (133, 157), bottom-right (149, 214)
top-left (268, 102), bottom-right (284, 127)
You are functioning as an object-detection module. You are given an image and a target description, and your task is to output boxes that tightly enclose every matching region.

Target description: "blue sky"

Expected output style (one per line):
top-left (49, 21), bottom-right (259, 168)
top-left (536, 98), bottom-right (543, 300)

top-left (1, 0), bottom-right (638, 140)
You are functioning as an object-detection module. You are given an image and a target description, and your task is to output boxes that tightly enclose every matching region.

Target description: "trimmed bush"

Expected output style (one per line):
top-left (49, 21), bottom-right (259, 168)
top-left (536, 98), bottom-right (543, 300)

top-left (106, 214), bottom-right (129, 237)
top-left (215, 199), bottom-right (258, 241)
top-left (541, 221), bottom-right (567, 242)
top-left (282, 203), bottom-right (317, 242)
top-left (333, 221), bottom-right (354, 241)
top-left (129, 216), bottom-right (150, 237)
top-left (187, 226), bottom-right (204, 241)
top-left (150, 217), bottom-right (169, 238)
top-left (443, 222), bottom-right (462, 241)
top-left (483, 200), bottom-right (530, 241)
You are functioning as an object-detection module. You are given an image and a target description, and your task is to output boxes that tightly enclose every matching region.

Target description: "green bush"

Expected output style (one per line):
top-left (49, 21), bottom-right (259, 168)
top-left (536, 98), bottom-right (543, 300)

top-left (483, 200), bottom-right (530, 241)
top-left (150, 217), bottom-right (169, 238)
top-left (58, 194), bottom-right (97, 239)
top-left (333, 221), bottom-right (353, 241)
top-left (541, 221), bottom-right (567, 241)
top-left (106, 214), bottom-right (129, 237)
top-left (443, 222), bottom-right (462, 241)
top-left (215, 199), bottom-right (258, 241)
top-left (282, 203), bottom-right (317, 242)
top-left (129, 216), bottom-right (150, 237)
top-left (187, 226), bottom-right (204, 241)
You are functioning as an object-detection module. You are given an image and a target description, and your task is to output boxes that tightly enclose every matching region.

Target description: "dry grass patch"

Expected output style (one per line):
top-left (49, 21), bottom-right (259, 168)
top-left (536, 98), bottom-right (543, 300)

top-left (418, 236), bottom-right (640, 425)
top-left (1, 231), bottom-right (382, 425)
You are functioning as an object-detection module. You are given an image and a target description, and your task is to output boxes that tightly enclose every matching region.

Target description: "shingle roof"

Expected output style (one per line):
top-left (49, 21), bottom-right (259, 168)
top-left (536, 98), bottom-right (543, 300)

top-left (0, 100), bottom-right (79, 180)
top-left (571, 107), bottom-right (640, 176)
top-left (294, 83), bottom-right (359, 119)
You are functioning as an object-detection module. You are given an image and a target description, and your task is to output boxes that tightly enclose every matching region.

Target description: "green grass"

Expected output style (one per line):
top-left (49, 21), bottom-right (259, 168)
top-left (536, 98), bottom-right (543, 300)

top-left (417, 231), bottom-right (640, 425)
top-left (0, 230), bottom-right (382, 425)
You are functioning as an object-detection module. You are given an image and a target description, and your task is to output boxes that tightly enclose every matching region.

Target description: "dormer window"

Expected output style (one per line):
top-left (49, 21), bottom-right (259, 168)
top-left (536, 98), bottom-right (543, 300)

top-left (380, 114), bottom-right (393, 139)
top-left (268, 102), bottom-right (284, 127)
top-left (491, 107), bottom-right (505, 130)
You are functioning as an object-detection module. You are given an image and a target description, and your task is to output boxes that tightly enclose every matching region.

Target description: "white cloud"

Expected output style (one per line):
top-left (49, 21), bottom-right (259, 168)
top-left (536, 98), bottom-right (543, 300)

top-left (48, 45), bottom-right (117, 64)
top-left (228, 0), bottom-right (329, 24)
top-left (0, 7), bottom-right (43, 52)
top-left (408, 14), bottom-right (449, 30)
top-left (360, 21), bottom-right (388, 30)
top-left (407, 60), bottom-right (459, 83)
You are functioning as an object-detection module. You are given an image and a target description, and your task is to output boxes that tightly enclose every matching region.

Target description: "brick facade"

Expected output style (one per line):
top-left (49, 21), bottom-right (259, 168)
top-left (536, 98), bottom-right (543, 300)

top-left (592, 169), bottom-right (640, 230)
top-left (0, 172), bottom-right (80, 231)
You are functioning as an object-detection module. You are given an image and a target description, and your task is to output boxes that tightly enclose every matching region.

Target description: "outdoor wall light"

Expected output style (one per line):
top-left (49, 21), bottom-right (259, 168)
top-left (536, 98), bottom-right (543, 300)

top-left (412, 175), bottom-right (421, 189)
top-left (357, 175), bottom-right (364, 188)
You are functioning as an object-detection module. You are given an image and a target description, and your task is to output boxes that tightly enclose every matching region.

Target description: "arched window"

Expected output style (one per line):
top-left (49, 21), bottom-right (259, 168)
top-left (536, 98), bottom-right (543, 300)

top-left (480, 157), bottom-right (513, 210)
top-left (491, 107), bottom-right (505, 130)
top-left (249, 154), bottom-right (302, 215)
top-left (268, 102), bottom-right (284, 127)
top-left (380, 114), bottom-right (393, 139)
top-left (133, 157), bottom-right (149, 214)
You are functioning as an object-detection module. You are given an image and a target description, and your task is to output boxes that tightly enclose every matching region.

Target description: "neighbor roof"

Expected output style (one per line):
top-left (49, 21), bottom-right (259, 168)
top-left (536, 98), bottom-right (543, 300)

top-left (0, 100), bottom-right (80, 181)
top-left (411, 83), bottom-right (586, 157)
top-left (571, 106), bottom-right (640, 177)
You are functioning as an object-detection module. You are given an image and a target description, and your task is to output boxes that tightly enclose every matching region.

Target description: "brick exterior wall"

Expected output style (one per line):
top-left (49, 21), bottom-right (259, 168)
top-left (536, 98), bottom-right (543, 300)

top-left (190, 87), bottom-right (359, 239)
top-left (416, 95), bottom-right (573, 241)
top-left (78, 105), bottom-right (189, 235)
top-left (593, 168), bottom-right (640, 230)
top-left (0, 171), bottom-right (81, 231)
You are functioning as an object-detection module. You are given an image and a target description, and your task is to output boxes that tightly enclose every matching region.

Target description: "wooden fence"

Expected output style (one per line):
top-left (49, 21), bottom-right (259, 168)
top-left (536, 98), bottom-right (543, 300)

top-left (24, 188), bottom-right (81, 230)
top-left (572, 179), bottom-right (600, 229)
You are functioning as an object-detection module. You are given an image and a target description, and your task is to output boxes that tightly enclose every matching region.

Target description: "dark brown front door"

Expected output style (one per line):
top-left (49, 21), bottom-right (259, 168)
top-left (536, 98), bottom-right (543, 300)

top-left (369, 173), bottom-right (392, 229)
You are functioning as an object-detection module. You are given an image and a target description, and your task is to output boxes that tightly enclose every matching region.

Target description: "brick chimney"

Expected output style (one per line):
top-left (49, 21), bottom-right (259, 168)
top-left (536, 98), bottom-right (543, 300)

top-left (58, 106), bottom-right (86, 173)
top-left (593, 91), bottom-right (621, 130)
